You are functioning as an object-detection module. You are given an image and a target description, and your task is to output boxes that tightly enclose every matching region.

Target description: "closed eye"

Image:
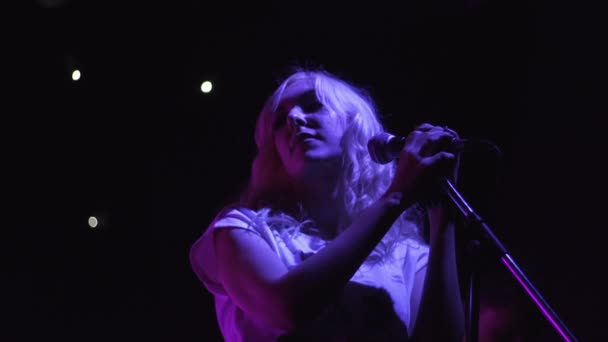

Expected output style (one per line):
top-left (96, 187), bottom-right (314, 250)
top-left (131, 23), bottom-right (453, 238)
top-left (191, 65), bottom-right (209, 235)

top-left (301, 99), bottom-right (322, 113)
top-left (272, 90), bottom-right (321, 130)
top-left (299, 91), bottom-right (323, 113)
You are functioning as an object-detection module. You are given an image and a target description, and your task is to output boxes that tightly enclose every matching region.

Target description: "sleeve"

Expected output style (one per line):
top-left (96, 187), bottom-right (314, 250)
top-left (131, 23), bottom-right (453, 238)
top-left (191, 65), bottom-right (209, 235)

top-left (189, 207), bottom-right (280, 297)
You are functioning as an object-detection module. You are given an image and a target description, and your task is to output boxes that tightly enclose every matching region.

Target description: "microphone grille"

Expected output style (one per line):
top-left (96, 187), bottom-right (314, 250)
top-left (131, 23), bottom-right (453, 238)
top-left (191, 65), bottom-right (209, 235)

top-left (368, 132), bottom-right (396, 164)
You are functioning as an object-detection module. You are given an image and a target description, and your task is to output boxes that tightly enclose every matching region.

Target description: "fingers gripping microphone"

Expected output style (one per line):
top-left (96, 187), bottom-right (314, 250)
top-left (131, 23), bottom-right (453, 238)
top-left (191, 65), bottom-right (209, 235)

top-left (367, 132), bottom-right (470, 164)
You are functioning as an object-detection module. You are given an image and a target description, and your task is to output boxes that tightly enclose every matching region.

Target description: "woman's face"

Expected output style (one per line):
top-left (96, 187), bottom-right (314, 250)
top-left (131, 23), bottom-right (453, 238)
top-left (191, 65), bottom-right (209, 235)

top-left (272, 78), bottom-right (346, 182)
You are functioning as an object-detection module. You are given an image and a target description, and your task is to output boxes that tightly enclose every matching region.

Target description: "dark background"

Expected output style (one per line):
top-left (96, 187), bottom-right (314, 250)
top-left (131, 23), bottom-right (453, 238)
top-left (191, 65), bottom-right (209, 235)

top-left (7, 1), bottom-right (607, 341)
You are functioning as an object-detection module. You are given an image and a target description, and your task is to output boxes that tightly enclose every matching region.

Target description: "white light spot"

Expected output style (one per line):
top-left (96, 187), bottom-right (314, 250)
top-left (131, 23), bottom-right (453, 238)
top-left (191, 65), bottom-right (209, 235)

top-left (88, 216), bottom-right (98, 228)
top-left (72, 69), bottom-right (81, 81)
top-left (201, 81), bottom-right (213, 93)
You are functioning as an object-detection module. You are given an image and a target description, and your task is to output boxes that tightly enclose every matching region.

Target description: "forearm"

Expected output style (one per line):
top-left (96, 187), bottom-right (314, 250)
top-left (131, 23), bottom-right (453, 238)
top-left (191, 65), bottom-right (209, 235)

top-left (411, 214), bottom-right (465, 341)
top-left (276, 193), bottom-right (406, 327)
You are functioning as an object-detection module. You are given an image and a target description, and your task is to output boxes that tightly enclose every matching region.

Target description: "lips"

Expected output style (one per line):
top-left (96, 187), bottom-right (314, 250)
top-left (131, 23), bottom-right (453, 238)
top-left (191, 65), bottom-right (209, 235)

top-left (291, 131), bottom-right (318, 151)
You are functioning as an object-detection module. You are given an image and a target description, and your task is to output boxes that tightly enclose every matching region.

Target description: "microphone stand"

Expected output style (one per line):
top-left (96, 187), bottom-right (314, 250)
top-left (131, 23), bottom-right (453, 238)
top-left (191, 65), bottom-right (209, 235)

top-left (440, 178), bottom-right (578, 342)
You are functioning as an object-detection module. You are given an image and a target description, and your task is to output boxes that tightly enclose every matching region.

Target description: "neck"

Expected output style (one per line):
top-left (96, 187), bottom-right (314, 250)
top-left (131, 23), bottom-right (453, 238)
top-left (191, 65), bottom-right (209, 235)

top-left (293, 179), bottom-right (347, 240)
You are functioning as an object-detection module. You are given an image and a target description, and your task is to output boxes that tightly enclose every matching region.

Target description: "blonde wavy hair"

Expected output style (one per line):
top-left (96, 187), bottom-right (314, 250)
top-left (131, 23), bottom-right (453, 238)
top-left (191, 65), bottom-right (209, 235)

top-left (238, 68), bottom-right (425, 260)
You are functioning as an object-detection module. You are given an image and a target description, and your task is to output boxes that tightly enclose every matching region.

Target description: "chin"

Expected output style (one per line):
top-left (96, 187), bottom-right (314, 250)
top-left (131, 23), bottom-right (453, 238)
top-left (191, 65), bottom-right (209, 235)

top-left (301, 147), bottom-right (342, 160)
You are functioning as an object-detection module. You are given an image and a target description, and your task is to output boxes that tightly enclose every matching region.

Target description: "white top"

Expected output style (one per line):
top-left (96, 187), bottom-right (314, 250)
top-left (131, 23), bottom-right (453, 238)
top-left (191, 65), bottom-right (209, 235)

top-left (190, 208), bottom-right (429, 341)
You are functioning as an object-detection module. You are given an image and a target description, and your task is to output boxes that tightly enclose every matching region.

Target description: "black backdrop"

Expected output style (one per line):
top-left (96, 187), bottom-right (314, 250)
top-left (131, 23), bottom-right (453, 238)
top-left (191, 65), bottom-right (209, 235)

top-left (7, 2), bottom-right (607, 341)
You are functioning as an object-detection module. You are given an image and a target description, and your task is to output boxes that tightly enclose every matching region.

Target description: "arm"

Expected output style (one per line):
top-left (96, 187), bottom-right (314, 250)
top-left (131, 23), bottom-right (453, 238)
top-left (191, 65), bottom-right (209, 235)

top-left (209, 192), bottom-right (406, 332)
top-left (395, 123), bottom-right (464, 340)
top-left (409, 207), bottom-right (465, 341)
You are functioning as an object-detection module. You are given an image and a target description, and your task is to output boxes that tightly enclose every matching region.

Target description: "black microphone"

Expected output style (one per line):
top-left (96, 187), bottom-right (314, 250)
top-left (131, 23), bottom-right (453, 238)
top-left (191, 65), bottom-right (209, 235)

top-left (367, 132), bottom-right (471, 164)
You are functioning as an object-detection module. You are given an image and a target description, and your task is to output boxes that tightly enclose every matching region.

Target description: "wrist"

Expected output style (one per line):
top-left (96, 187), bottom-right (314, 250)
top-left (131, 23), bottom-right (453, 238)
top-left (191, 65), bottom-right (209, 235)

top-left (427, 208), bottom-right (454, 242)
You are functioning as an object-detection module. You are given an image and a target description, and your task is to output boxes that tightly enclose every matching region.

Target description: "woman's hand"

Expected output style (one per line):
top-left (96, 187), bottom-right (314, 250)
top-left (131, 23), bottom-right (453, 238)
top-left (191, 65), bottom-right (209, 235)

top-left (384, 123), bottom-right (460, 207)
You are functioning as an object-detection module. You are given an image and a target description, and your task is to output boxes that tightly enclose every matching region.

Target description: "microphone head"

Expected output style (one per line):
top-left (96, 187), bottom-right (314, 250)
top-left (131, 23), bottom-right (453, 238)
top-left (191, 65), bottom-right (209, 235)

top-left (368, 132), bottom-right (400, 164)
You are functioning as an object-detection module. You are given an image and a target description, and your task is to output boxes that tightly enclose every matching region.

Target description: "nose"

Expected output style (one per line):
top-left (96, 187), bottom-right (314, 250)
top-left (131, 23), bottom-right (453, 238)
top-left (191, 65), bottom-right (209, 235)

top-left (287, 107), bottom-right (307, 128)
